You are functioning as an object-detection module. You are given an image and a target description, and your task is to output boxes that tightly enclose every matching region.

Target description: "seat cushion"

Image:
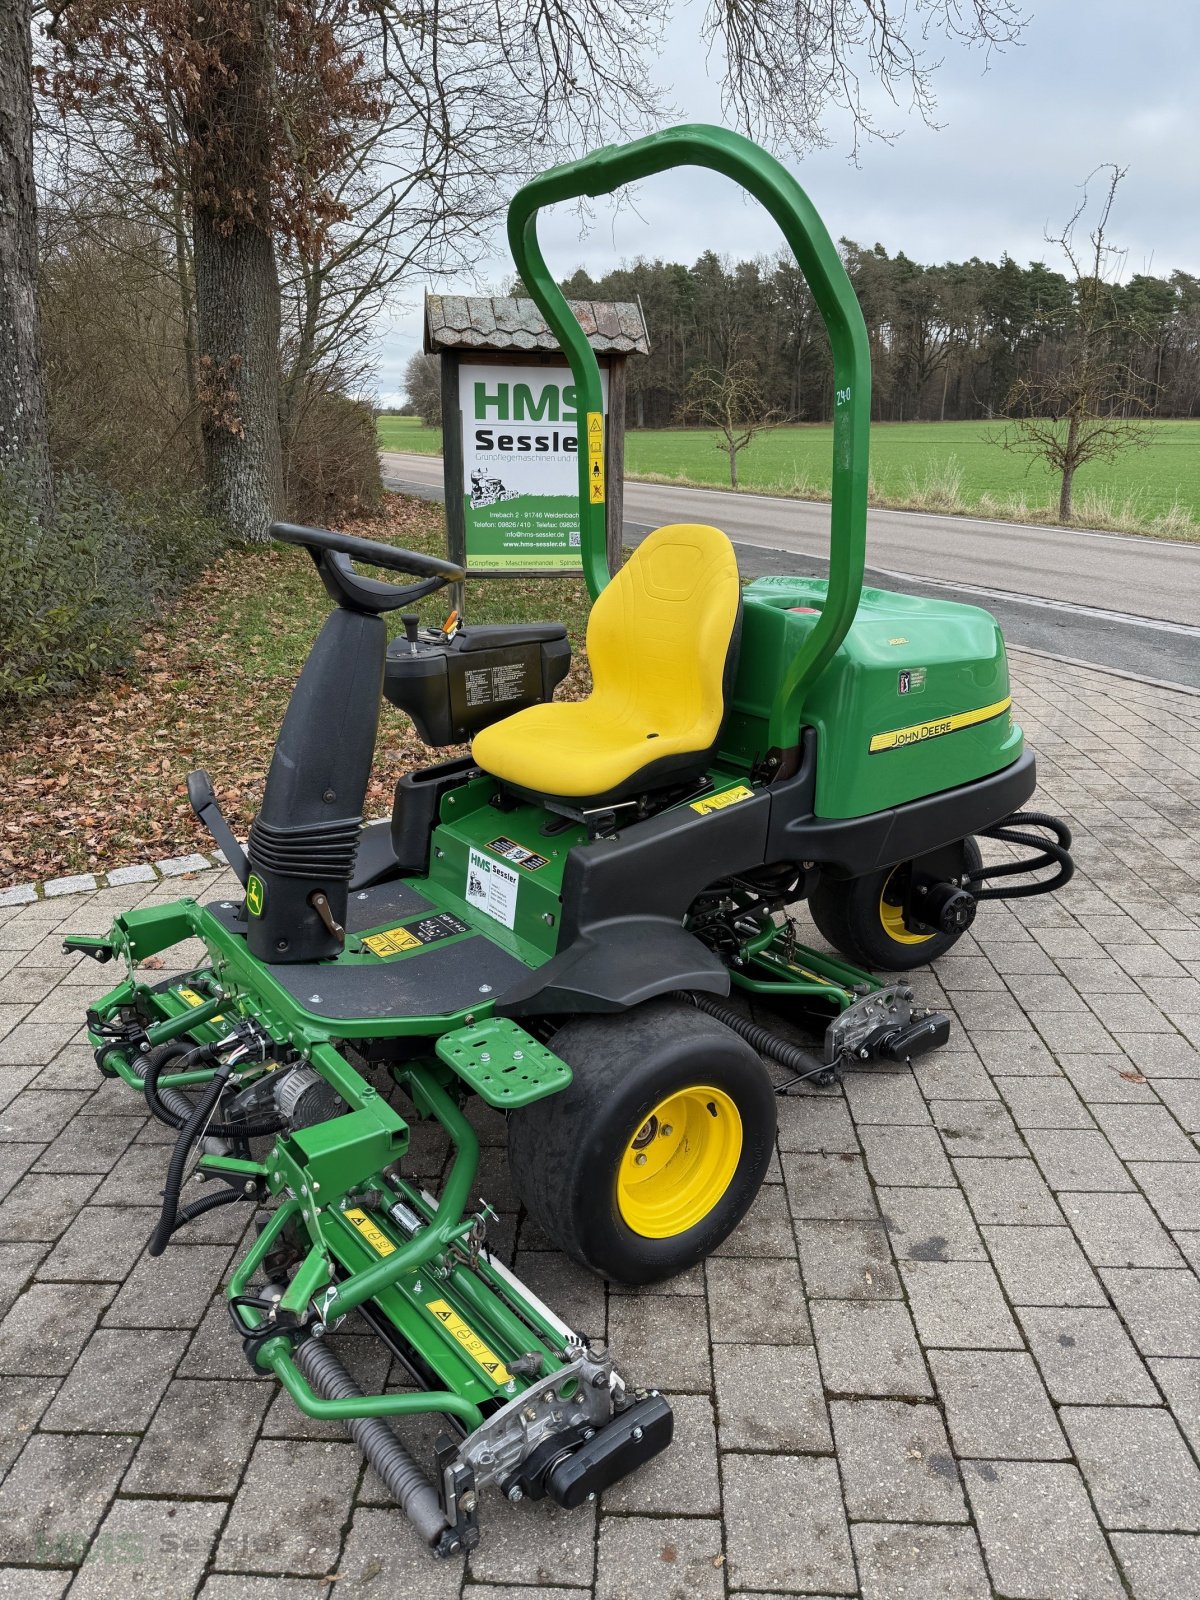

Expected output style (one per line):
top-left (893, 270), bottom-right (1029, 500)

top-left (471, 523), bottom-right (740, 803)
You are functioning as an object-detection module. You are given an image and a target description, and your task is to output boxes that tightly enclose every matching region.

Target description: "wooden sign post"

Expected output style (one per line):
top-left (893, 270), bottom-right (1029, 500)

top-left (425, 295), bottom-right (648, 613)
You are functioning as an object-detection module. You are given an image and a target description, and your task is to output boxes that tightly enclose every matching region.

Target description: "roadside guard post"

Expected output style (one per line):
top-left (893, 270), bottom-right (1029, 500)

top-left (424, 294), bottom-right (649, 614)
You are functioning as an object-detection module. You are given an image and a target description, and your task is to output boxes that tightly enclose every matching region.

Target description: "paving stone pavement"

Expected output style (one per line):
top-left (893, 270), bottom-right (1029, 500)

top-left (0, 649), bottom-right (1199, 1598)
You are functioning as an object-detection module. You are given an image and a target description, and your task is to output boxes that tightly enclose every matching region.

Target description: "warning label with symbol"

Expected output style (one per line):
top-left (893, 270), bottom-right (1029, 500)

top-left (425, 1298), bottom-right (512, 1385)
top-left (361, 912), bottom-right (469, 958)
top-left (343, 1208), bottom-right (397, 1257)
top-left (586, 410), bottom-right (605, 503)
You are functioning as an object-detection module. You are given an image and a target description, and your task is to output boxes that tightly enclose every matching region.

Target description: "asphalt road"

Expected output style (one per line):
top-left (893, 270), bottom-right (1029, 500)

top-left (380, 450), bottom-right (1200, 690)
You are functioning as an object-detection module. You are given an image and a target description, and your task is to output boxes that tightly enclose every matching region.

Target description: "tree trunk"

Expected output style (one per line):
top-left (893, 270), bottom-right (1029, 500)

top-left (194, 212), bottom-right (283, 538)
top-left (1058, 464), bottom-right (1075, 523)
top-left (171, 186), bottom-right (203, 471)
top-left (190, 0), bottom-right (283, 540)
top-left (729, 444), bottom-right (738, 488)
top-left (0, 0), bottom-right (50, 499)
top-left (1058, 413), bottom-right (1079, 522)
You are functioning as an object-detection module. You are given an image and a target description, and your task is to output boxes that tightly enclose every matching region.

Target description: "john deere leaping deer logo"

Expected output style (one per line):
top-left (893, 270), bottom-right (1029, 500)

top-left (245, 874), bottom-right (266, 917)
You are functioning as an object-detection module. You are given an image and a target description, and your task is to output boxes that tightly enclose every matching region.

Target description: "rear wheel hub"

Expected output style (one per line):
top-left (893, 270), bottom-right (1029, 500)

top-left (617, 1085), bottom-right (743, 1238)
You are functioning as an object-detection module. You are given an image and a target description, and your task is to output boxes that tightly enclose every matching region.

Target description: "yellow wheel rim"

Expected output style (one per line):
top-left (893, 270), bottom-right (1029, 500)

top-left (879, 867), bottom-right (935, 945)
top-left (616, 1086), bottom-right (743, 1239)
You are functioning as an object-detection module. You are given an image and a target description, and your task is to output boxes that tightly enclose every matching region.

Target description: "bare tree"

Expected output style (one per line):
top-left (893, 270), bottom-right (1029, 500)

top-left (0, 0), bottom-right (50, 501)
top-left (681, 360), bottom-right (779, 488)
top-left (38, 213), bottom-right (200, 492)
top-left (999, 165), bottom-right (1149, 522)
top-left (35, 0), bottom-right (1029, 537)
top-left (712, 0), bottom-right (1024, 155)
top-left (38, 0), bottom-right (336, 536)
top-left (36, 0), bottom-right (664, 538)
top-left (403, 352), bottom-right (441, 427)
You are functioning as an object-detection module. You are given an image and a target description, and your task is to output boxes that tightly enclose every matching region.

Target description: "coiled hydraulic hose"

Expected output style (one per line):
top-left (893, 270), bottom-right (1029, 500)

top-left (129, 1041), bottom-right (201, 1125)
top-left (680, 992), bottom-right (831, 1088)
top-left (294, 1335), bottom-right (452, 1551)
top-left (971, 810), bottom-right (1074, 900)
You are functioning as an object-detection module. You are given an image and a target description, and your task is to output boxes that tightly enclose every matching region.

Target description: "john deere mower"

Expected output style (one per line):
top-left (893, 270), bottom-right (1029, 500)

top-left (67, 126), bottom-right (1072, 1554)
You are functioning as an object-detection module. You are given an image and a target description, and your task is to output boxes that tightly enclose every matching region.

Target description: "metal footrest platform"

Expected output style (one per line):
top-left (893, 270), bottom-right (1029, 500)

top-left (436, 1018), bottom-right (572, 1108)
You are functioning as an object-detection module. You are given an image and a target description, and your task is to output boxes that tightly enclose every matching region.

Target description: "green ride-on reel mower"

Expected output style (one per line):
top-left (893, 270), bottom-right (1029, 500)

top-left (67, 126), bottom-right (1073, 1556)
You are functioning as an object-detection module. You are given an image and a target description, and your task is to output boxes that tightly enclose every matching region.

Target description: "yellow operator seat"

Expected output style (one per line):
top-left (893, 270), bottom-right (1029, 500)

top-left (471, 522), bottom-right (742, 806)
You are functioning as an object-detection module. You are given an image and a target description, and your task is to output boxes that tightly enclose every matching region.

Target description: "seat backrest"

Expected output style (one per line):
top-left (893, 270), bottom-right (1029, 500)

top-left (586, 523), bottom-right (741, 745)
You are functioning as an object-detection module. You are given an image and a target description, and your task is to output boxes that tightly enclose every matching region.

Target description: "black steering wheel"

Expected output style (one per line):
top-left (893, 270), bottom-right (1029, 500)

top-left (270, 521), bottom-right (466, 614)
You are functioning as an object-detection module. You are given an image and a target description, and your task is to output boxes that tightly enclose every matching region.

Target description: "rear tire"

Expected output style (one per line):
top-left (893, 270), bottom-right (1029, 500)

top-left (808, 837), bottom-right (983, 972)
top-left (507, 998), bottom-right (776, 1285)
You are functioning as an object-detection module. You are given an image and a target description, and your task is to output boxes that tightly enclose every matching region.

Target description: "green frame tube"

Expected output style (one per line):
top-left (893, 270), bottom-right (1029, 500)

top-left (317, 1067), bottom-right (479, 1321)
top-left (229, 1200), bottom-right (484, 1430)
top-left (725, 919), bottom-right (879, 1007)
top-left (265, 1345), bottom-right (483, 1431)
top-left (97, 989), bottom-right (229, 1092)
top-left (506, 123), bottom-right (872, 749)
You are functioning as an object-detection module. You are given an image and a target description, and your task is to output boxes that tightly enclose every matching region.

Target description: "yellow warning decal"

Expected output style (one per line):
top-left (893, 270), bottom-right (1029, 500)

top-left (343, 1208), bottom-right (396, 1256)
top-left (426, 1298), bottom-right (512, 1385)
top-left (870, 696), bottom-right (1011, 754)
top-left (586, 410), bottom-right (605, 503)
top-left (691, 783), bottom-right (754, 815)
top-left (362, 926), bottom-right (422, 957)
top-left (178, 986), bottom-right (225, 1023)
top-left (784, 961), bottom-right (840, 988)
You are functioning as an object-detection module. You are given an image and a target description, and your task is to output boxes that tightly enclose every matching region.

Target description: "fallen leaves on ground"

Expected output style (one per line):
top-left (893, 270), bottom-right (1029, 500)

top-left (0, 496), bottom-right (591, 888)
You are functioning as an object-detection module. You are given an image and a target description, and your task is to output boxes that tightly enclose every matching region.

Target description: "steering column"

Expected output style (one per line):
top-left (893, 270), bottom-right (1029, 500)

top-left (194, 521), bottom-right (464, 966)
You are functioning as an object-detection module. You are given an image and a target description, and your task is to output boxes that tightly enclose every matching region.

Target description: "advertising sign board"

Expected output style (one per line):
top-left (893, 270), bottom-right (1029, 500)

top-left (458, 362), bottom-right (609, 571)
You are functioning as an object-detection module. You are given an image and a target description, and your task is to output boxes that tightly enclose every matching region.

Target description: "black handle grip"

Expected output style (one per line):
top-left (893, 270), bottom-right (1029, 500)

top-left (269, 522), bottom-right (465, 582)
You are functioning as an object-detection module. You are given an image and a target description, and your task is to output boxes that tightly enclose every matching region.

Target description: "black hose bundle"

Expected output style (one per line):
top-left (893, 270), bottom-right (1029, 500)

top-left (971, 810), bottom-right (1074, 900)
top-left (129, 1041), bottom-right (204, 1125)
top-left (139, 1041), bottom-right (286, 1139)
top-left (148, 1059), bottom-right (236, 1257)
top-left (142, 1039), bottom-right (282, 1256)
top-left (171, 1187), bottom-right (245, 1233)
top-left (680, 992), bottom-right (832, 1089)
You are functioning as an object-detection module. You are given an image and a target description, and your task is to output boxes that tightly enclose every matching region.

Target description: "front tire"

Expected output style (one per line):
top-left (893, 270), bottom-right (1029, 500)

top-left (507, 999), bottom-right (776, 1285)
top-left (808, 838), bottom-right (984, 971)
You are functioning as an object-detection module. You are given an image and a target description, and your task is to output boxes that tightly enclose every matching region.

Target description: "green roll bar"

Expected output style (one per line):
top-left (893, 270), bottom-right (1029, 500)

top-left (507, 123), bottom-right (872, 754)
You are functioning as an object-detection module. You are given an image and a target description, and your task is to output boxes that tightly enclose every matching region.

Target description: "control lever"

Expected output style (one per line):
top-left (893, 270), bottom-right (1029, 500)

top-left (308, 891), bottom-right (345, 945)
top-left (187, 770), bottom-right (250, 886)
top-left (402, 614), bottom-right (421, 655)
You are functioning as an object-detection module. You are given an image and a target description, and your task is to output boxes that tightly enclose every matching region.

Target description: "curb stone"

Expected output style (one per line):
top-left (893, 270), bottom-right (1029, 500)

top-left (0, 850), bottom-right (227, 906)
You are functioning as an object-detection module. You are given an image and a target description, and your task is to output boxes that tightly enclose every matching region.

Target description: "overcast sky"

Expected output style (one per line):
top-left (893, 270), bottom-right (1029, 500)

top-left (375, 0), bottom-right (1200, 403)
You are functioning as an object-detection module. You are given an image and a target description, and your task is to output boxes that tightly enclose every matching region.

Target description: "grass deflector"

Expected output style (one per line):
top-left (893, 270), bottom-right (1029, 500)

top-left (68, 125), bottom-right (1074, 1555)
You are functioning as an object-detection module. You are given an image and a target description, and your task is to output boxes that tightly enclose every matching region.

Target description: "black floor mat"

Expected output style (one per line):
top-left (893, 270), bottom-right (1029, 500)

top-left (270, 934), bottom-right (529, 1020)
top-left (206, 876), bottom-right (433, 939)
top-left (205, 877), bottom-right (529, 1020)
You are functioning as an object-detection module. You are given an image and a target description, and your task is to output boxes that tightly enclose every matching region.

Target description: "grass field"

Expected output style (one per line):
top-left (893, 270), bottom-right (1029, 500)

top-left (377, 415), bottom-right (445, 454)
top-left (377, 415), bottom-right (1200, 536)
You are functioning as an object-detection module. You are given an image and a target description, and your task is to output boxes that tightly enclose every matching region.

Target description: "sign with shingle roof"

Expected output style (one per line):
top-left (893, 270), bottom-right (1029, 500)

top-left (424, 296), bottom-right (649, 357)
top-left (425, 293), bottom-right (649, 586)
